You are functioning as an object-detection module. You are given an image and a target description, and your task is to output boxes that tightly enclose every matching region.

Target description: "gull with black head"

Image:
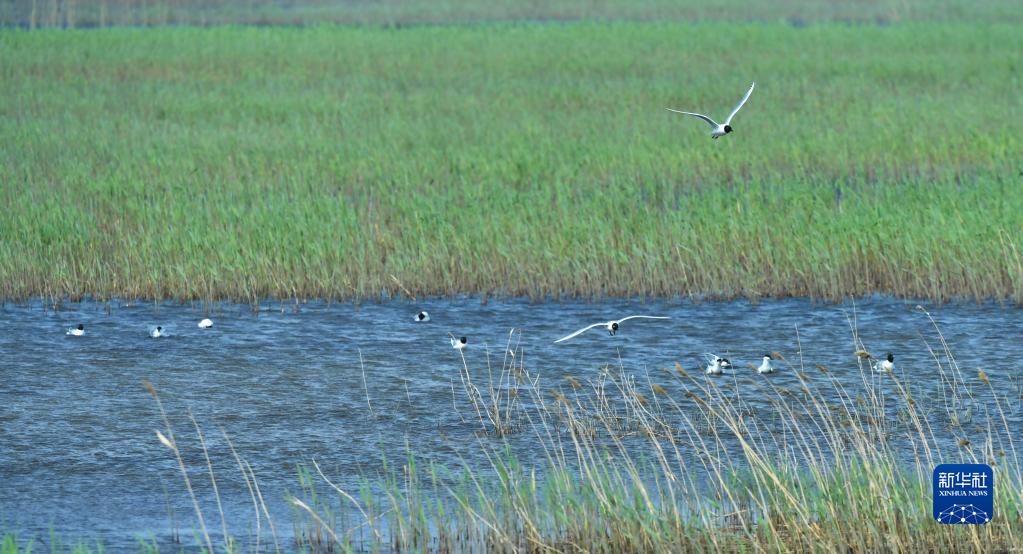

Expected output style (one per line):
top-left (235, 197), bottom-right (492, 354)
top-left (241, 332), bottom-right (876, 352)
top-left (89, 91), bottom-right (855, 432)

top-left (705, 354), bottom-right (732, 375)
top-left (756, 354), bottom-right (775, 374)
top-left (554, 315), bottom-right (671, 343)
top-left (666, 82), bottom-right (755, 139)
top-left (874, 353), bottom-right (895, 372)
top-left (449, 333), bottom-right (467, 350)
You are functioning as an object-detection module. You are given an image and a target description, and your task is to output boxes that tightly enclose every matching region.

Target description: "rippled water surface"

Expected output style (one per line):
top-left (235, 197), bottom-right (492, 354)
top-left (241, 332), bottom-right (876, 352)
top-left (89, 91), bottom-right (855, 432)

top-left (2, 297), bottom-right (1022, 549)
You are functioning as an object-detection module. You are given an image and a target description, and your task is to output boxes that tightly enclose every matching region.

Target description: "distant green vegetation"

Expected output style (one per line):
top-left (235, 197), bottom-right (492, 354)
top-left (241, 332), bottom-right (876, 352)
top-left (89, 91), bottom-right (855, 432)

top-left (4, 0), bottom-right (1023, 28)
top-left (2, 22), bottom-right (1021, 302)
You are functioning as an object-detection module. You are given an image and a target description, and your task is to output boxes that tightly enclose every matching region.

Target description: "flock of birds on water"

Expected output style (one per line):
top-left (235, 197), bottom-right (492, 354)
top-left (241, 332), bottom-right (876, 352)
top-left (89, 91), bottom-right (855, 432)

top-left (64, 308), bottom-right (898, 375)
top-left (60, 81), bottom-right (911, 374)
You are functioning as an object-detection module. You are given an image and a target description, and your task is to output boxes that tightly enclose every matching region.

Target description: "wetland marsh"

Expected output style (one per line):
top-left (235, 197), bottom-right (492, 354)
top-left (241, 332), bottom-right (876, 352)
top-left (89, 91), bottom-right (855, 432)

top-left (3, 1), bottom-right (1023, 551)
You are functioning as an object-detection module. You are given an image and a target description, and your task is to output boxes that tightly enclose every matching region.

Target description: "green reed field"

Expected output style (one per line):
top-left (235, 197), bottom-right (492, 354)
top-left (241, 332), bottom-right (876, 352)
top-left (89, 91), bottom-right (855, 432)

top-left (2, 20), bottom-right (1022, 302)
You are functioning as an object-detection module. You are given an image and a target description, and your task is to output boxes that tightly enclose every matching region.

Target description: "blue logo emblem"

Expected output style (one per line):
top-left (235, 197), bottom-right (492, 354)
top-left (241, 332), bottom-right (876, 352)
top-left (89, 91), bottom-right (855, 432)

top-left (933, 464), bottom-right (993, 524)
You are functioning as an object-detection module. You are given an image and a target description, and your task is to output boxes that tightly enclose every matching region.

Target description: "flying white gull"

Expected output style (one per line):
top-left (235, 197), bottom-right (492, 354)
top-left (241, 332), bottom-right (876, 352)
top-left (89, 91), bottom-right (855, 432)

top-left (554, 315), bottom-right (670, 343)
top-left (666, 82), bottom-right (755, 139)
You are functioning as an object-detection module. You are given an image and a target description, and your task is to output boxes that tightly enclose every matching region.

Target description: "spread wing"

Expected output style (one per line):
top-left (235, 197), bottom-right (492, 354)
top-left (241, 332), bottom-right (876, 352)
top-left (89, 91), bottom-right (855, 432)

top-left (616, 315), bottom-right (671, 324)
top-left (724, 82), bottom-right (755, 125)
top-left (665, 108), bottom-right (718, 128)
top-left (554, 322), bottom-right (607, 343)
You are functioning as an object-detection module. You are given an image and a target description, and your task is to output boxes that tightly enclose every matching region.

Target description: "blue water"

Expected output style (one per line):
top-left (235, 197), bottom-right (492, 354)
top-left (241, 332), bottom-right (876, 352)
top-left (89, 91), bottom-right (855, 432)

top-left (1, 297), bottom-right (1021, 550)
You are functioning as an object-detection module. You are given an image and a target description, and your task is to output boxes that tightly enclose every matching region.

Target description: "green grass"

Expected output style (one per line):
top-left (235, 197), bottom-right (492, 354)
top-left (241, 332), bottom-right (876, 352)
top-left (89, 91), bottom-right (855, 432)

top-left (2, 21), bottom-right (1022, 302)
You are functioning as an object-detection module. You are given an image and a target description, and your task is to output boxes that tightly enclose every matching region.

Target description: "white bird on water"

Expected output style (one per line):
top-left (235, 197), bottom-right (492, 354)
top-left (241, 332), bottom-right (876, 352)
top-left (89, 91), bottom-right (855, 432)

top-left (67, 324), bottom-right (85, 336)
top-left (756, 354), bottom-right (775, 374)
top-left (666, 82), bottom-right (755, 139)
top-left (450, 335), bottom-right (467, 350)
top-left (414, 311), bottom-right (431, 323)
top-left (554, 315), bottom-right (671, 343)
top-left (874, 352), bottom-right (895, 372)
top-left (198, 318), bottom-right (213, 329)
top-left (150, 326), bottom-right (166, 338)
top-left (705, 355), bottom-right (732, 375)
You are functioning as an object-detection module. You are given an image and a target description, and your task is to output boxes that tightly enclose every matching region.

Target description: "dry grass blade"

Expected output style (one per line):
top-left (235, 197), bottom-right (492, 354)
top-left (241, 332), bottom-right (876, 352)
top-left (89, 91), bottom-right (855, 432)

top-left (675, 363), bottom-right (689, 378)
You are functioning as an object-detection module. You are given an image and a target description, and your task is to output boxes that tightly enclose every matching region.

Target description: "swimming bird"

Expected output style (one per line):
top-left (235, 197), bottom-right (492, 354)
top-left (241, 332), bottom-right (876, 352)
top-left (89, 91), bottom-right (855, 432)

top-left (450, 335), bottom-right (467, 350)
top-left (415, 311), bottom-right (431, 323)
top-left (666, 82), bottom-right (755, 139)
top-left (67, 324), bottom-right (84, 336)
top-left (198, 318), bottom-right (213, 329)
top-left (150, 326), bottom-right (166, 338)
top-left (705, 355), bottom-right (732, 375)
top-left (554, 315), bottom-right (671, 343)
top-left (874, 352), bottom-right (895, 372)
top-left (756, 354), bottom-right (775, 374)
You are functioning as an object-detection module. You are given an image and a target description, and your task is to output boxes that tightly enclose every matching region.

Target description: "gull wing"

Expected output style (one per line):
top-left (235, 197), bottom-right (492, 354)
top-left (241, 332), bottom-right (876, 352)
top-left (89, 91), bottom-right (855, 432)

top-left (616, 315), bottom-right (671, 324)
top-left (554, 322), bottom-right (607, 343)
top-left (665, 108), bottom-right (719, 128)
top-left (724, 82), bottom-right (755, 125)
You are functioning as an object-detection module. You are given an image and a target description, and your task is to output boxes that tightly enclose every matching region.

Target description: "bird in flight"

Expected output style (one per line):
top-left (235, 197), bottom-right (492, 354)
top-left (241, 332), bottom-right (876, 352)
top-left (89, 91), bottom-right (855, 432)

top-left (666, 82), bottom-right (755, 139)
top-left (554, 315), bottom-right (670, 343)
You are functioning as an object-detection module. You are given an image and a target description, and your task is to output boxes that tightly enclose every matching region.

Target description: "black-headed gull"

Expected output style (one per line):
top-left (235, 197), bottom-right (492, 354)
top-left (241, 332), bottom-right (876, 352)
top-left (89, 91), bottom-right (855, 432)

top-left (67, 324), bottom-right (84, 336)
top-left (198, 318), bottom-right (213, 329)
top-left (666, 82), bottom-right (755, 139)
top-left (415, 311), bottom-right (430, 322)
top-left (554, 315), bottom-right (670, 343)
top-left (450, 335), bottom-right (467, 350)
top-left (705, 354), bottom-right (732, 375)
top-left (756, 354), bottom-right (775, 374)
top-left (150, 326), bottom-right (166, 338)
top-left (873, 352), bottom-right (895, 372)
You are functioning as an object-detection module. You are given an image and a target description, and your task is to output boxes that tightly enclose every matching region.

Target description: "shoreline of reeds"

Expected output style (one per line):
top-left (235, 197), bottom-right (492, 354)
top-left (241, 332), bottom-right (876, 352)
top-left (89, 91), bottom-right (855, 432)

top-left (3, 173), bottom-right (1021, 305)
